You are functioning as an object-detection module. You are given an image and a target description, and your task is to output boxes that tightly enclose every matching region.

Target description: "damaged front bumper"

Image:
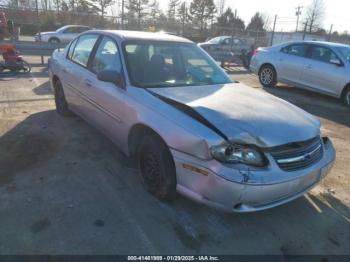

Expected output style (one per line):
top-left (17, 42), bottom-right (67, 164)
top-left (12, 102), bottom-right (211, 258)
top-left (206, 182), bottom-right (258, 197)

top-left (172, 138), bottom-right (336, 213)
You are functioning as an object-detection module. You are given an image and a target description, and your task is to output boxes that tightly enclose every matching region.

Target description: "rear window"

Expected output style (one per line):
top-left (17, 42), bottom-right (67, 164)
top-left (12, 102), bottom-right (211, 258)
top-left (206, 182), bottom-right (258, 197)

top-left (281, 44), bottom-right (307, 57)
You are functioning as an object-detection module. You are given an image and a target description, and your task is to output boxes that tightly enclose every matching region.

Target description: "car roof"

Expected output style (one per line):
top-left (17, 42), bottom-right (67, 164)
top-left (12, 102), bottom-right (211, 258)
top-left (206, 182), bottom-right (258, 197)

top-left (89, 30), bottom-right (193, 43)
top-left (282, 40), bottom-right (349, 48)
top-left (59, 25), bottom-right (90, 30)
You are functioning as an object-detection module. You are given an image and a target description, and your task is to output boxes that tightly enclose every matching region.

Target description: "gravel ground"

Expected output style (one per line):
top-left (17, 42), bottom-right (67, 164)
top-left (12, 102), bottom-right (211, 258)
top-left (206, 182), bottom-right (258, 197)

top-left (0, 56), bottom-right (349, 256)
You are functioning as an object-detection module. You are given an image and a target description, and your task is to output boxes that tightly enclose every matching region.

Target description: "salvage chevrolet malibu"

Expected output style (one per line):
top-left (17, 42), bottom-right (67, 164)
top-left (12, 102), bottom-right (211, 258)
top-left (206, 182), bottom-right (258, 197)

top-left (49, 31), bottom-right (336, 212)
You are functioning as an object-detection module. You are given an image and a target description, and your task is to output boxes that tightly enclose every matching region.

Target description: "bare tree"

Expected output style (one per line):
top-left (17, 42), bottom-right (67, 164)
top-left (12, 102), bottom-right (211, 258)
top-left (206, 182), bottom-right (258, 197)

top-left (149, 0), bottom-right (160, 24)
top-left (189, 0), bottom-right (216, 31)
top-left (304, 0), bottom-right (325, 33)
top-left (167, 0), bottom-right (180, 20)
top-left (216, 0), bottom-right (225, 16)
top-left (95, 0), bottom-right (114, 19)
top-left (126, 0), bottom-right (149, 29)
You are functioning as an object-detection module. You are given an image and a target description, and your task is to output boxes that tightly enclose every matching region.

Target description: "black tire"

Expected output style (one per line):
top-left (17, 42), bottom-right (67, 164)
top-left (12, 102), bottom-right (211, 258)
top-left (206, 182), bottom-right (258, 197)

top-left (54, 79), bottom-right (72, 117)
top-left (259, 64), bottom-right (277, 88)
top-left (342, 86), bottom-right (350, 108)
top-left (220, 60), bottom-right (225, 68)
top-left (49, 37), bottom-right (60, 44)
top-left (20, 60), bottom-right (31, 73)
top-left (138, 134), bottom-right (177, 201)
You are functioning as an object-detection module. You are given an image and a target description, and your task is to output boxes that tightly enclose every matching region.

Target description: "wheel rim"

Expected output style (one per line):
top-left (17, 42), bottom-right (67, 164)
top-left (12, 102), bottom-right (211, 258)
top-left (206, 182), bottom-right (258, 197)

top-left (346, 90), bottom-right (350, 106)
top-left (140, 148), bottom-right (162, 192)
top-left (260, 68), bottom-right (273, 85)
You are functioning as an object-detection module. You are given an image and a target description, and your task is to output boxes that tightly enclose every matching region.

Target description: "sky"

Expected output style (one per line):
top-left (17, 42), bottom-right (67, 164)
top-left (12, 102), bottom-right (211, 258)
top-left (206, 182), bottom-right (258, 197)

top-left (158, 0), bottom-right (350, 33)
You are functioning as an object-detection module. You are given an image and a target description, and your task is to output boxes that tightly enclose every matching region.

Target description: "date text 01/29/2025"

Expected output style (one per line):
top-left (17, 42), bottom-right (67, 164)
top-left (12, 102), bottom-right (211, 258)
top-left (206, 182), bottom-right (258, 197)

top-left (127, 256), bottom-right (220, 261)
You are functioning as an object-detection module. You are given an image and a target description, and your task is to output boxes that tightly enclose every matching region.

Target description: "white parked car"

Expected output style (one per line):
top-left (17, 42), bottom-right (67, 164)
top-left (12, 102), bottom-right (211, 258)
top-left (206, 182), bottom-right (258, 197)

top-left (250, 41), bottom-right (350, 107)
top-left (35, 25), bottom-right (92, 44)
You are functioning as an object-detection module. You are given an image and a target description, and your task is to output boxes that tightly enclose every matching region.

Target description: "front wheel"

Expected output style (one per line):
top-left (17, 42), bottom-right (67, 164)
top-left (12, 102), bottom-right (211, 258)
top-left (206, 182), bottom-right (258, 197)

top-left (342, 86), bottom-right (350, 108)
top-left (259, 65), bottom-right (277, 88)
top-left (138, 134), bottom-right (177, 201)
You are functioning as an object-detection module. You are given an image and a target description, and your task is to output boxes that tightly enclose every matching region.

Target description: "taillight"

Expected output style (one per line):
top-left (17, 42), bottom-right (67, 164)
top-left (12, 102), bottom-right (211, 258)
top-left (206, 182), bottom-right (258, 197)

top-left (252, 48), bottom-right (260, 56)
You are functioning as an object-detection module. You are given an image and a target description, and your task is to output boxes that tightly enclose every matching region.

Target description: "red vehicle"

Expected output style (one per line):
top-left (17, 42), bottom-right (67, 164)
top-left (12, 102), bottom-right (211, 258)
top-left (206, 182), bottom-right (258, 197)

top-left (0, 43), bottom-right (31, 73)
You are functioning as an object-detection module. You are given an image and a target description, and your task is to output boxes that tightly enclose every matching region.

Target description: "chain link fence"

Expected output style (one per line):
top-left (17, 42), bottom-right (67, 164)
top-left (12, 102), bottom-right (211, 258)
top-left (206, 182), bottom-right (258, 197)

top-left (0, 5), bottom-right (269, 45)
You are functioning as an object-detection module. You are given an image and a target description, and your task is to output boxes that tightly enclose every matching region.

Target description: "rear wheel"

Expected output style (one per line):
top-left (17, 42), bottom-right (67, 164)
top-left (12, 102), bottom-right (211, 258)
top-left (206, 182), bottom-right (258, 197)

top-left (54, 79), bottom-right (71, 116)
top-left (49, 38), bottom-right (60, 44)
top-left (20, 60), bottom-right (31, 73)
top-left (259, 64), bottom-right (277, 87)
top-left (138, 134), bottom-right (177, 201)
top-left (342, 86), bottom-right (350, 108)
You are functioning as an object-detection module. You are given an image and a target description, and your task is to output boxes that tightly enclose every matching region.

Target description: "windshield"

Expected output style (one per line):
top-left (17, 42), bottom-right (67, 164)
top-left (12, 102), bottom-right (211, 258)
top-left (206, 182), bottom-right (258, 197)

top-left (336, 46), bottom-right (350, 62)
top-left (208, 36), bottom-right (224, 44)
top-left (123, 41), bottom-right (232, 88)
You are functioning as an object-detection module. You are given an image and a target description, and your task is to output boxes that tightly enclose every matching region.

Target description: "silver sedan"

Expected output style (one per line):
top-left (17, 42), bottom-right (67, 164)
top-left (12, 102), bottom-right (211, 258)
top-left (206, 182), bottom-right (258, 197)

top-left (49, 31), bottom-right (335, 213)
top-left (35, 25), bottom-right (92, 44)
top-left (250, 41), bottom-right (350, 107)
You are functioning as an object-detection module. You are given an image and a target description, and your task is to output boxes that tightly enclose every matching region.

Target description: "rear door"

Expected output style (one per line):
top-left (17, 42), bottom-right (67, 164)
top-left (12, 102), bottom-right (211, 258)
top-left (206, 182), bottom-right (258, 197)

top-left (276, 43), bottom-right (308, 84)
top-left (60, 27), bottom-right (79, 43)
top-left (300, 44), bottom-right (344, 96)
top-left (64, 33), bottom-right (100, 115)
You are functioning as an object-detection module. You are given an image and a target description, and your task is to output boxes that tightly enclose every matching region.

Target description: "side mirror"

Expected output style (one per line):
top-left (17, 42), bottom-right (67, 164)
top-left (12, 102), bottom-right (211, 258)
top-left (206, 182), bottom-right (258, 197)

top-left (330, 59), bottom-right (343, 66)
top-left (97, 70), bottom-right (123, 87)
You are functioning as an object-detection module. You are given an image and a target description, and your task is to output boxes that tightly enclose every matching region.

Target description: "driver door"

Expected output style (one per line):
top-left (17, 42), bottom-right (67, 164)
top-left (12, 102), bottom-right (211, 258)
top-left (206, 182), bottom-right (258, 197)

top-left (60, 27), bottom-right (77, 43)
top-left (83, 36), bottom-right (127, 148)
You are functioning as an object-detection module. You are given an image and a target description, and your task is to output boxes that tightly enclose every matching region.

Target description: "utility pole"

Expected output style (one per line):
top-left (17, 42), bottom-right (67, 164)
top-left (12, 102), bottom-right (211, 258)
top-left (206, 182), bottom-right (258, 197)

top-left (328, 24), bottom-right (333, 41)
top-left (302, 20), bottom-right (308, 40)
top-left (270, 15), bottom-right (277, 46)
top-left (181, 2), bottom-right (187, 37)
top-left (121, 0), bottom-right (125, 30)
top-left (295, 5), bottom-right (303, 32)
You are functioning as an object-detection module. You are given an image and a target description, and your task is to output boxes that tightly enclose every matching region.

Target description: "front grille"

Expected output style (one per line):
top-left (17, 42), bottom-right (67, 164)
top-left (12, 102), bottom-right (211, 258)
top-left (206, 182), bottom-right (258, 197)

top-left (270, 137), bottom-right (324, 172)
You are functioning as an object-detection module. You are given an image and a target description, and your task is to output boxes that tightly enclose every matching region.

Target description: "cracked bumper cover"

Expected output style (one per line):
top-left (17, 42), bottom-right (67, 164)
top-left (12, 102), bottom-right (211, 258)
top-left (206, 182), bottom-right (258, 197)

top-left (171, 138), bottom-right (335, 213)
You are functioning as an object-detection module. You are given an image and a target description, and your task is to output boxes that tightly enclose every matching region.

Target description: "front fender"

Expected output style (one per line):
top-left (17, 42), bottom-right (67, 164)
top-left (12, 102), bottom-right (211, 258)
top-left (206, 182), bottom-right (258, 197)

top-left (123, 87), bottom-right (224, 160)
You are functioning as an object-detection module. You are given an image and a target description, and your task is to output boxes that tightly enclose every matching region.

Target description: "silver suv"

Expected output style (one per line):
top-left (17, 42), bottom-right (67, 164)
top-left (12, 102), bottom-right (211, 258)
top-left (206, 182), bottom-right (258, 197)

top-left (250, 41), bottom-right (350, 107)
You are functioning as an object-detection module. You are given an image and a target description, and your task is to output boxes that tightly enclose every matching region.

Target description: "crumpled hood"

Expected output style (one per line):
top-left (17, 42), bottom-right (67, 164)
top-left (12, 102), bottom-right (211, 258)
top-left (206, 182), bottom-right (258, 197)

top-left (149, 83), bottom-right (320, 148)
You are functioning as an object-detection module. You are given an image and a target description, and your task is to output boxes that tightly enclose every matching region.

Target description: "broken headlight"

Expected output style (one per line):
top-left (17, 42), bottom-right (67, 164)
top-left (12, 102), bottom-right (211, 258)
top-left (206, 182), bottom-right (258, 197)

top-left (210, 143), bottom-right (266, 167)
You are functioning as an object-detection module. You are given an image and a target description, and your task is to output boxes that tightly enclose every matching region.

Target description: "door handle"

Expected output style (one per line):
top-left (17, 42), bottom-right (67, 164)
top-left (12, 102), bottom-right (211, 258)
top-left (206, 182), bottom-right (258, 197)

top-left (305, 64), bottom-right (312, 69)
top-left (62, 68), bottom-right (68, 73)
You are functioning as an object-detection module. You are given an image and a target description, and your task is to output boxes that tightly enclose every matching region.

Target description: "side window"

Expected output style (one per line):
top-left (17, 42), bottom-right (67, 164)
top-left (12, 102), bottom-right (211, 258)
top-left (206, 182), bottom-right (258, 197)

top-left (309, 46), bottom-right (338, 63)
top-left (63, 27), bottom-right (75, 34)
top-left (77, 27), bottom-right (90, 33)
top-left (90, 37), bottom-right (121, 74)
top-left (281, 44), bottom-right (307, 57)
top-left (233, 39), bottom-right (241, 45)
top-left (70, 34), bottom-right (99, 67)
top-left (222, 38), bottom-right (231, 45)
top-left (67, 38), bottom-right (78, 59)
